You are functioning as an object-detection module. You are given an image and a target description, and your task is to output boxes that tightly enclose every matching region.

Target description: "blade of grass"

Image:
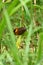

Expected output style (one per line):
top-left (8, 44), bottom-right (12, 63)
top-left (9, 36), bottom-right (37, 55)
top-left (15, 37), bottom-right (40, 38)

top-left (37, 32), bottom-right (43, 61)
top-left (23, 22), bottom-right (33, 65)
top-left (34, 4), bottom-right (43, 10)
top-left (7, 0), bottom-right (19, 14)
top-left (3, 7), bottom-right (22, 65)
top-left (10, 0), bottom-right (30, 16)
top-left (19, 0), bottom-right (33, 65)
top-left (0, 2), bottom-right (6, 40)
top-left (0, 18), bottom-right (6, 40)
top-left (19, 0), bottom-right (31, 23)
top-left (35, 58), bottom-right (43, 65)
top-left (3, 35), bottom-right (21, 65)
top-left (32, 26), bottom-right (42, 35)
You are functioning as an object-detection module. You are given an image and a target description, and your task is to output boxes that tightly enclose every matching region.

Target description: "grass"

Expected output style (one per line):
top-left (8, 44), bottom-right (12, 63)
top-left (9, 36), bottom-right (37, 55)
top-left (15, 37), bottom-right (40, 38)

top-left (0, 0), bottom-right (43, 65)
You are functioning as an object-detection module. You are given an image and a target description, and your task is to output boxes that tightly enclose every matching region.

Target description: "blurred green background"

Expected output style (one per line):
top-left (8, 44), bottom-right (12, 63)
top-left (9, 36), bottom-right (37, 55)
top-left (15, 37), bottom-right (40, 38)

top-left (0, 0), bottom-right (43, 65)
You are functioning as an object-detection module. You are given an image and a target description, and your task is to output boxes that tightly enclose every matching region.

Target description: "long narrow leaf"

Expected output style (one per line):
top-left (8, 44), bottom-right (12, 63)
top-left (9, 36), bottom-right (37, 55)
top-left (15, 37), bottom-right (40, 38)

top-left (3, 7), bottom-right (22, 65)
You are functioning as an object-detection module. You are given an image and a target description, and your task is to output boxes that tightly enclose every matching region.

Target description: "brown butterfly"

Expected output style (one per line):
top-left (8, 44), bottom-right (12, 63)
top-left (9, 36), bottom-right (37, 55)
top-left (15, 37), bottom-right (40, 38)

top-left (13, 27), bottom-right (26, 35)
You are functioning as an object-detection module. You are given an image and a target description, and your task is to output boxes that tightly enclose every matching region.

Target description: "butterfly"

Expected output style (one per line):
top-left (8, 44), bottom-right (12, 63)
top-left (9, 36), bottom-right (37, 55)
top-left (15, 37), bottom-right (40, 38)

top-left (13, 27), bottom-right (26, 35)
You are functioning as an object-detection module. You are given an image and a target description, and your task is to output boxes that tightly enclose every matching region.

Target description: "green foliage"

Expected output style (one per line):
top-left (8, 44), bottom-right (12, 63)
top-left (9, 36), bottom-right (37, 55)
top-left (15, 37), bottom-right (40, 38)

top-left (0, 0), bottom-right (43, 65)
